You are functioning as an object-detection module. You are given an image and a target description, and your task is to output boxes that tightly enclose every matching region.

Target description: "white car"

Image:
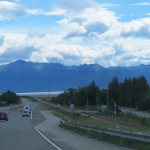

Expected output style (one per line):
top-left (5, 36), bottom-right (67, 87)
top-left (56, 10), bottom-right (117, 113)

top-left (22, 110), bottom-right (30, 117)
top-left (24, 105), bottom-right (31, 113)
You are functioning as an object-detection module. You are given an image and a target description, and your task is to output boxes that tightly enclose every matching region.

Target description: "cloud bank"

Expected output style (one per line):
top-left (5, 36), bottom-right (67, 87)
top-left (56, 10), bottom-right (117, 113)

top-left (0, 0), bottom-right (150, 67)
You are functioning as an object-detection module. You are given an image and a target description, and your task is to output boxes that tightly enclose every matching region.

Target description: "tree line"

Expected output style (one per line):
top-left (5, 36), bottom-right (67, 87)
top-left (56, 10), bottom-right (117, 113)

top-left (52, 76), bottom-right (150, 111)
top-left (0, 90), bottom-right (20, 105)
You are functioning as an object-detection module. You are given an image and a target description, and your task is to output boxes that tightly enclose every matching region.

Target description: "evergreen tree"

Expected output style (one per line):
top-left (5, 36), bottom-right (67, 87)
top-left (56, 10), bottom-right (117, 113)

top-left (108, 77), bottom-right (120, 109)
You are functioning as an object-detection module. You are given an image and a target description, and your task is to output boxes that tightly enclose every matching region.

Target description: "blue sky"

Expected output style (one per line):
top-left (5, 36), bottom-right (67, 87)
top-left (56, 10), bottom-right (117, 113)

top-left (0, 0), bottom-right (150, 67)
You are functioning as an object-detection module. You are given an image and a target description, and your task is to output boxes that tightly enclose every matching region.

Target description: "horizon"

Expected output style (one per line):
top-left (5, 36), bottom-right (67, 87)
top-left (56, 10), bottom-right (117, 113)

top-left (1, 59), bottom-right (150, 68)
top-left (0, 0), bottom-right (150, 67)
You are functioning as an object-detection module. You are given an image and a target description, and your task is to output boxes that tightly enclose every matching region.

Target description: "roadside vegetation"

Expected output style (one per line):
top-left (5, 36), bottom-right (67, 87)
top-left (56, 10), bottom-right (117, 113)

top-left (0, 90), bottom-right (20, 106)
top-left (44, 105), bottom-right (150, 150)
top-left (51, 107), bottom-right (150, 133)
top-left (52, 76), bottom-right (150, 111)
top-left (39, 76), bottom-right (150, 150)
top-left (60, 124), bottom-right (150, 150)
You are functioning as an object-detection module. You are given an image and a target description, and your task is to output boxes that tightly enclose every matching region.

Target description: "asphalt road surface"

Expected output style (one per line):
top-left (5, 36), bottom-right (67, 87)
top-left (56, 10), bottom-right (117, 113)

top-left (120, 107), bottom-right (150, 118)
top-left (0, 98), bottom-right (131, 150)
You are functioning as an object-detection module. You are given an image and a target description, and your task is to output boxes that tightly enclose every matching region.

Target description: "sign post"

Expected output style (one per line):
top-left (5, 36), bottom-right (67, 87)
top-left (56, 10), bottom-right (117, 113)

top-left (63, 103), bottom-right (66, 110)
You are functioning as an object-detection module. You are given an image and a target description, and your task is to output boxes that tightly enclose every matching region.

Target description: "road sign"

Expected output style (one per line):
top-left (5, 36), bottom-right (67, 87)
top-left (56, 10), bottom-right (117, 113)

top-left (63, 103), bottom-right (66, 110)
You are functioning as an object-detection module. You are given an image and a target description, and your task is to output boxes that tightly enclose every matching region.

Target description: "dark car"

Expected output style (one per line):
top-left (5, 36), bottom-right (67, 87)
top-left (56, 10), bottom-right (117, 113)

top-left (0, 112), bottom-right (8, 121)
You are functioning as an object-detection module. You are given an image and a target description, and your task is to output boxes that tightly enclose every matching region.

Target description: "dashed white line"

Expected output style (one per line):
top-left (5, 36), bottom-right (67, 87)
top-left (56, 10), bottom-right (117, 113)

top-left (31, 111), bottom-right (32, 120)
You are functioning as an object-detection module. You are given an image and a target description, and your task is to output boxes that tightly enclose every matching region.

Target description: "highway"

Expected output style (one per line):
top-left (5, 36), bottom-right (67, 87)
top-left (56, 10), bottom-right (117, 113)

top-left (0, 98), bottom-right (131, 150)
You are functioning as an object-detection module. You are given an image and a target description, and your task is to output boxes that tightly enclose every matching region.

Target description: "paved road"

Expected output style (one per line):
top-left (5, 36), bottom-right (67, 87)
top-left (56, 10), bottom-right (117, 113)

top-left (0, 98), bottom-right (131, 150)
top-left (0, 98), bottom-right (57, 150)
top-left (120, 107), bottom-right (150, 118)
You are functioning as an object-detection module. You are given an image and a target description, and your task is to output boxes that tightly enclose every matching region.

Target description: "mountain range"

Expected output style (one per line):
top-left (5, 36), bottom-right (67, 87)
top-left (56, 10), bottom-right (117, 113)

top-left (0, 60), bottom-right (150, 93)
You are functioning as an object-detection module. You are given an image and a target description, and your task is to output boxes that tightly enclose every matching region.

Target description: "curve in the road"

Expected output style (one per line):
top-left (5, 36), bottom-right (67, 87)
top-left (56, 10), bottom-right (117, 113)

top-left (35, 120), bottom-right (62, 150)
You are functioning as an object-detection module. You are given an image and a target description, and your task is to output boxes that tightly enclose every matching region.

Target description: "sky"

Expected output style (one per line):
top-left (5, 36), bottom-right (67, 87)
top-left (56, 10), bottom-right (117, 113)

top-left (0, 0), bottom-right (150, 67)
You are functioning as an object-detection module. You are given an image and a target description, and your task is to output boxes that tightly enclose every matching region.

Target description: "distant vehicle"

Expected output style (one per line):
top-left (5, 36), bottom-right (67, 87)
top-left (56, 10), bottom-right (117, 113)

top-left (22, 110), bottom-right (30, 117)
top-left (0, 112), bottom-right (8, 121)
top-left (24, 105), bottom-right (31, 113)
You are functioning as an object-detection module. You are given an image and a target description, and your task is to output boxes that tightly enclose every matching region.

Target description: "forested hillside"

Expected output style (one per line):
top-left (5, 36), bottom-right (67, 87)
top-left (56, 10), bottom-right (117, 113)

top-left (52, 76), bottom-right (150, 111)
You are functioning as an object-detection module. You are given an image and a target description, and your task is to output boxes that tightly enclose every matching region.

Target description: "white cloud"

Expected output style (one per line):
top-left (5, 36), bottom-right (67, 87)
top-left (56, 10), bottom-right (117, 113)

top-left (0, 1), bottom-right (66, 20)
top-left (26, 9), bottom-right (44, 15)
top-left (53, 0), bottom-right (150, 41)
top-left (0, 1), bottom-right (26, 20)
top-left (0, 32), bottom-right (4, 47)
top-left (56, 0), bottom-right (98, 13)
top-left (119, 18), bottom-right (150, 38)
top-left (1, 30), bottom-right (150, 67)
top-left (57, 6), bottom-right (119, 40)
top-left (43, 9), bottom-right (67, 16)
top-left (26, 8), bottom-right (67, 16)
top-left (110, 38), bottom-right (150, 66)
top-left (101, 3), bottom-right (119, 7)
top-left (0, 0), bottom-right (150, 67)
top-left (131, 2), bottom-right (150, 6)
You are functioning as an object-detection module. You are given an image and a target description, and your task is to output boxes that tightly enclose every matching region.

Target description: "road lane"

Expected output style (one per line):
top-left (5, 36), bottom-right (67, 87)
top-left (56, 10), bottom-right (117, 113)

top-left (0, 98), bottom-right (132, 150)
top-left (0, 99), bottom-right (58, 150)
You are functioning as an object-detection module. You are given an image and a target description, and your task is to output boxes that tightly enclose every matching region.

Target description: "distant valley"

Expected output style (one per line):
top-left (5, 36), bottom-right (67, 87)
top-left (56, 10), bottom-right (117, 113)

top-left (0, 60), bottom-right (150, 93)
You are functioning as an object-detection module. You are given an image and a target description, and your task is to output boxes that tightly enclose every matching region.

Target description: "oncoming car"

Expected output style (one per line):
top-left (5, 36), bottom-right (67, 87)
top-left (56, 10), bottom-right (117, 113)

top-left (24, 105), bottom-right (31, 113)
top-left (0, 112), bottom-right (8, 121)
top-left (22, 110), bottom-right (30, 117)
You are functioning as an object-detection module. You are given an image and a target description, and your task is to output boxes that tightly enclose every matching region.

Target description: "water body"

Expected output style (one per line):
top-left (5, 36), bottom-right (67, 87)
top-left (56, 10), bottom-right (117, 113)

top-left (16, 91), bottom-right (63, 96)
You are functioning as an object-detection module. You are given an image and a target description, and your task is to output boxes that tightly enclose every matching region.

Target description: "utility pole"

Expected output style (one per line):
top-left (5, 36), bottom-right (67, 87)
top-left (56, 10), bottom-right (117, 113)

top-left (114, 102), bottom-right (117, 128)
top-left (7, 93), bottom-right (8, 105)
top-left (49, 86), bottom-right (50, 99)
top-left (42, 89), bottom-right (43, 99)
top-left (107, 89), bottom-right (108, 109)
top-left (87, 93), bottom-right (88, 110)
top-left (96, 90), bottom-right (99, 110)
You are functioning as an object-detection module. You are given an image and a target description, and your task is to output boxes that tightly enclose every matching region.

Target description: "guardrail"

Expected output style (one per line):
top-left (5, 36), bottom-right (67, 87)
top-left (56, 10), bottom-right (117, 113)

top-left (33, 97), bottom-right (150, 142)
top-left (60, 118), bottom-right (150, 143)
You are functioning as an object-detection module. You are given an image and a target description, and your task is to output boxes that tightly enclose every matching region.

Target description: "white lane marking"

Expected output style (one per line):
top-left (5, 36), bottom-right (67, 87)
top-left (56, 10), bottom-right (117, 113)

top-left (31, 111), bottom-right (32, 120)
top-left (35, 124), bottom-right (62, 150)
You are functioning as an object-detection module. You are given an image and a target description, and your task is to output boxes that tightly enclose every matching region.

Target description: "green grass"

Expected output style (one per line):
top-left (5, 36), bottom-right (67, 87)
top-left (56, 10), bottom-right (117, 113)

top-left (38, 102), bottom-right (150, 149)
top-left (95, 110), bottom-right (150, 131)
top-left (76, 105), bottom-right (97, 111)
top-left (60, 124), bottom-right (150, 150)
top-left (38, 100), bottom-right (150, 132)
top-left (52, 109), bottom-right (150, 133)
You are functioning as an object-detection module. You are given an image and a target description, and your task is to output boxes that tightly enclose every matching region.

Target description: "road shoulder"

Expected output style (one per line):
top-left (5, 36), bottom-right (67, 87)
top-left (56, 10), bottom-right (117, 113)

top-left (36, 110), bottom-right (131, 150)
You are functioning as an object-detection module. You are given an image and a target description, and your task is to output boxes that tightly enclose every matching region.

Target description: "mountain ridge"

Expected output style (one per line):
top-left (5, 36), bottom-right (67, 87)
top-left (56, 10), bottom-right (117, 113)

top-left (0, 60), bottom-right (150, 93)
